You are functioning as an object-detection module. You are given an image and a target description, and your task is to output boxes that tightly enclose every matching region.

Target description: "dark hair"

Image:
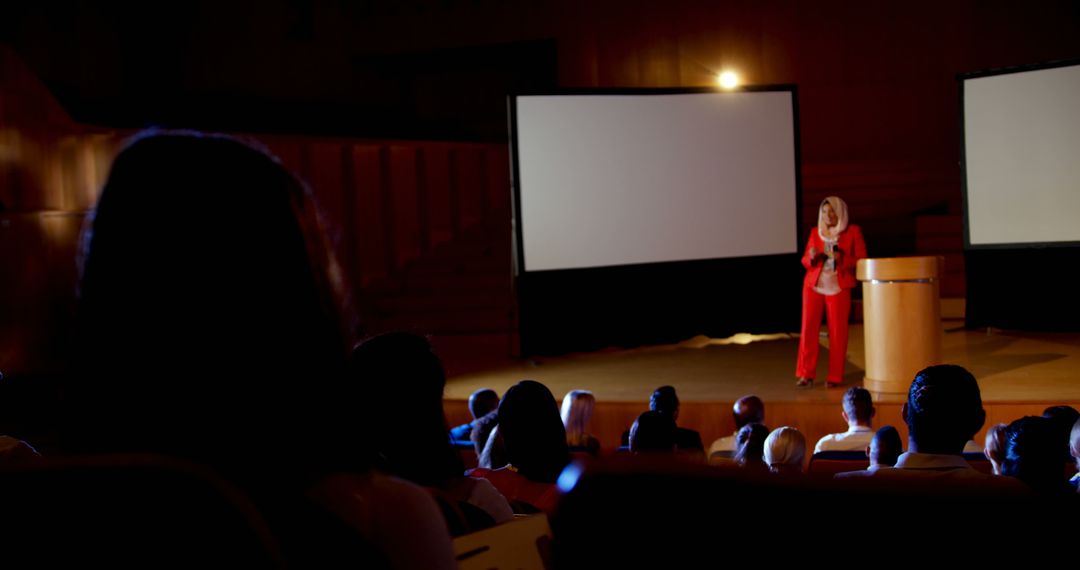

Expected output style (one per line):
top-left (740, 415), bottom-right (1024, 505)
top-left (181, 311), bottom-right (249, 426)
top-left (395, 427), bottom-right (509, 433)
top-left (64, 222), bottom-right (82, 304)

top-left (870, 425), bottom-right (903, 467)
top-left (349, 332), bottom-right (463, 487)
top-left (843, 387), bottom-right (874, 425)
top-left (1041, 405), bottom-right (1080, 463)
top-left (497, 380), bottom-right (570, 483)
top-left (1003, 416), bottom-right (1071, 495)
top-left (469, 389), bottom-right (500, 419)
top-left (69, 130), bottom-right (357, 482)
top-left (733, 395), bottom-right (765, 429)
top-left (904, 365), bottom-right (985, 454)
top-left (630, 411), bottom-right (677, 453)
top-left (650, 386), bottom-right (679, 415)
top-left (733, 423), bottom-right (770, 465)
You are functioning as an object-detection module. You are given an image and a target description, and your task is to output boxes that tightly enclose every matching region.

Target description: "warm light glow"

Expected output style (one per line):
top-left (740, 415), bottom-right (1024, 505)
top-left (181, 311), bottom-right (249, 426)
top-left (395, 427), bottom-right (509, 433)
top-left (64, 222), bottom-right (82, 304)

top-left (717, 71), bottom-right (739, 89)
top-left (680, 332), bottom-right (792, 348)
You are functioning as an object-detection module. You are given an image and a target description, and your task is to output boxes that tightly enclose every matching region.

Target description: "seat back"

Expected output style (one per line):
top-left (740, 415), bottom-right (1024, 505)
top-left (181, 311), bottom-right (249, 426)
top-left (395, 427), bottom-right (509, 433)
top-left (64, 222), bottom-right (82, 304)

top-left (0, 454), bottom-right (285, 568)
top-left (453, 514), bottom-right (552, 570)
top-left (807, 450), bottom-right (869, 476)
top-left (962, 452), bottom-right (994, 474)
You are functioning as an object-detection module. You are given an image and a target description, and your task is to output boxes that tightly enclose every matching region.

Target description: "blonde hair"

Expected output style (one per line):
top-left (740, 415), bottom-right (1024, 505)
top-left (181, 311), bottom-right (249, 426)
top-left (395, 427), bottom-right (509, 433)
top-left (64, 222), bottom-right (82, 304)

top-left (1071, 418), bottom-right (1080, 466)
top-left (561, 390), bottom-right (596, 448)
top-left (983, 423), bottom-right (1009, 474)
top-left (763, 426), bottom-right (806, 473)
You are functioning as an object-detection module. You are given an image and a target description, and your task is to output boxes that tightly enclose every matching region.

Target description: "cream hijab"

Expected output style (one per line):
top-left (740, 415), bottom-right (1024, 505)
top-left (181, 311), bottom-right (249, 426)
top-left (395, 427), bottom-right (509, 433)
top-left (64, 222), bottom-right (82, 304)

top-left (817, 196), bottom-right (849, 242)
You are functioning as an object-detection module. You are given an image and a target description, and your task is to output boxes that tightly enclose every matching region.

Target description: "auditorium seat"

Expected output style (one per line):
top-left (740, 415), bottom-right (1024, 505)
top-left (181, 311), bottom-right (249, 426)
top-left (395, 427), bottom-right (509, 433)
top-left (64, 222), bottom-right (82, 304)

top-left (550, 454), bottom-right (1075, 568)
top-left (453, 514), bottom-right (552, 570)
top-left (807, 450), bottom-right (869, 476)
top-left (962, 452), bottom-right (994, 474)
top-left (0, 454), bottom-right (285, 568)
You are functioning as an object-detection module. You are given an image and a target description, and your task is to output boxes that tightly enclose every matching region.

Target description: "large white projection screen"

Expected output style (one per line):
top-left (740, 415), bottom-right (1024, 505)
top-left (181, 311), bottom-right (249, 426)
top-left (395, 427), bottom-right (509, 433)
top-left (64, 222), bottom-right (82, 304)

top-left (514, 92), bottom-right (798, 272)
top-left (963, 63), bottom-right (1080, 246)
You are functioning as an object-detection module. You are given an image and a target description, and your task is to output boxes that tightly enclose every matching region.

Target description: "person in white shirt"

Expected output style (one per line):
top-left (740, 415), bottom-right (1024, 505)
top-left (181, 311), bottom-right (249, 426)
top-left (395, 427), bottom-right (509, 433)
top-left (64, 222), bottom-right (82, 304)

top-left (838, 364), bottom-right (1026, 493)
top-left (813, 387), bottom-right (875, 454)
top-left (708, 395), bottom-right (764, 461)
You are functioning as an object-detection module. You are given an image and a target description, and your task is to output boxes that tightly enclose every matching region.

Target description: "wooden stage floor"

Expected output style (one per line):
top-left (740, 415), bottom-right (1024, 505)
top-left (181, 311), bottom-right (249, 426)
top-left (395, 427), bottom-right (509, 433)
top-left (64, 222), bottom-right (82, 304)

top-left (439, 322), bottom-right (1080, 456)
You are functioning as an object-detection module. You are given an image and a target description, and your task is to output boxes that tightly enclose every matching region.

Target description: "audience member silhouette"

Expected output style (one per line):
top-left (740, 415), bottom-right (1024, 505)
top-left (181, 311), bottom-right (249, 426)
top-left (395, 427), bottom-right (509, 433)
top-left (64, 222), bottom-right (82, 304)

top-left (1002, 416), bottom-right (1073, 495)
top-left (350, 332), bottom-right (513, 531)
top-left (842, 364), bottom-right (1024, 492)
top-left (467, 380), bottom-right (570, 514)
top-left (708, 395), bottom-right (764, 460)
top-left (561, 390), bottom-right (601, 457)
top-left (629, 410), bottom-right (677, 454)
top-left (868, 425), bottom-right (903, 470)
top-left (764, 426), bottom-right (806, 474)
top-left (647, 386), bottom-right (704, 459)
top-left (732, 423), bottom-right (770, 473)
top-left (814, 387), bottom-right (875, 453)
top-left (68, 131), bottom-right (454, 569)
top-left (1041, 405), bottom-right (1080, 466)
top-left (450, 388), bottom-right (499, 447)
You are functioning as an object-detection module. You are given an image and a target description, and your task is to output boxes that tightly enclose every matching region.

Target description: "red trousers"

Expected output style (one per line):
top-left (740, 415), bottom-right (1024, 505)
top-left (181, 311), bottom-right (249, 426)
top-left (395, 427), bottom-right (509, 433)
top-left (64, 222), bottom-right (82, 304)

top-left (795, 286), bottom-right (850, 383)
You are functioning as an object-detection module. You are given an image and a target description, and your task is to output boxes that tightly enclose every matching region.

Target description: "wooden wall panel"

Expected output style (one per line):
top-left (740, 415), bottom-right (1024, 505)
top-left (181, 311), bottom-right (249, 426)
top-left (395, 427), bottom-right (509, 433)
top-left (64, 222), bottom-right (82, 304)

top-left (388, 146), bottom-right (421, 269)
top-left (423, 145), bottom-right (454, 247)
top-left (351, 145), bottom-right (388, 286)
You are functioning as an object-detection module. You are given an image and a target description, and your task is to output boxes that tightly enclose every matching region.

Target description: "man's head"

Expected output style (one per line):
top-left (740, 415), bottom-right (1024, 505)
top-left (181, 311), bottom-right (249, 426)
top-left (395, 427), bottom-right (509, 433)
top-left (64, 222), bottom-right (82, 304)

top-left (902, 365), bottom-right (986, 455)
top-left (868, 425), bottom-right (902, 468)
top-left (650, 386), bottom-right (680, 420)
top-left (732, 395), bottom-right (765, 430)
top-left (1003, 416), bottom-right (1065, 494)
top-left (468, 389), bottom-right (500, 420)
top-left (842, 387), bottom-right (874, 428)
top-left (1041, 405), bottom-right (1080, 463)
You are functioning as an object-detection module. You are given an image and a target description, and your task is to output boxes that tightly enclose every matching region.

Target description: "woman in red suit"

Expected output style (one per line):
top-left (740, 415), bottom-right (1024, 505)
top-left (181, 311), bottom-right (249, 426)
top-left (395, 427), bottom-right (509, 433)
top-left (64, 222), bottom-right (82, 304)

top-left (796, 196), bottom-right (867, 388)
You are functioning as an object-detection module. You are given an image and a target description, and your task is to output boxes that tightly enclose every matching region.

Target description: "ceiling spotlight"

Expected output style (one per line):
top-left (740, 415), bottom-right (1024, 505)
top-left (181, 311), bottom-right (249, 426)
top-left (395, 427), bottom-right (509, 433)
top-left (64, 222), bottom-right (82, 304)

top-left (717, 71), bottom-right (739, 89)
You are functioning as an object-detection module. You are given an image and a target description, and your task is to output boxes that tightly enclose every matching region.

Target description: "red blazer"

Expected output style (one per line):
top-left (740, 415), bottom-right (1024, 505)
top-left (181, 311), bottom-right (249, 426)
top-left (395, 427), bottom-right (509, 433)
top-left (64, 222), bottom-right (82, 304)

top-left (801, 224), bottom-right (867, 291)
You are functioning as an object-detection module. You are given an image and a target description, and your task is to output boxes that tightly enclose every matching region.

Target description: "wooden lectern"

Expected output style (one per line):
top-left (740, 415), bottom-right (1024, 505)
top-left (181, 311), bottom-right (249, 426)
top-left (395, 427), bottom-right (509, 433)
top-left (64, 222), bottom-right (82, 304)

top-left (856, 256), bottom-right (943, 395)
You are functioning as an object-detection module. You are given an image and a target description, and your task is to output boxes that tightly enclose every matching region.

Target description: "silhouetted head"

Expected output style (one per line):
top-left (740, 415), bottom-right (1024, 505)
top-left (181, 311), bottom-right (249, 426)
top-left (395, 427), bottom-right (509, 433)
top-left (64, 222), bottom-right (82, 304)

top-left (733, 423), bottom-right (770, 466)
top-left (350, 332), bottom-right (462, 486)
top-left (650, 386), bottom-right (680, 419)
top-left (732, 395), bottom-right (765, 430)
top-left (842, 387), bottom-right (874, 427)
top-left (764, 427), bottom-right (806, 474)
top-left (1041, 405), bottom-right (1080, 463)
top-left (869, 425), bottom-right (903, 468)
top-left (70, 130), bottom-right (354, 480)
top-left (469, 389), bottom-right (500, 420)
top-left (497, 380), bottom-right (569, 483)
top-left (1003, 416), bottom-right (1071, 495)
top-left (902, 365), bottom-right (985, 455)
top-left (629, 410), bottom-right (677, 454)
